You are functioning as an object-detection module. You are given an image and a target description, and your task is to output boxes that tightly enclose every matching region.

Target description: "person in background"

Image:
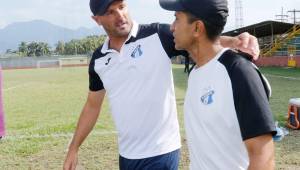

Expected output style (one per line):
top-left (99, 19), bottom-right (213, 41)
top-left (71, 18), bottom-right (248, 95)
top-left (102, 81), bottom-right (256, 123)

top-left (184, 56), bottom-right (190, 73)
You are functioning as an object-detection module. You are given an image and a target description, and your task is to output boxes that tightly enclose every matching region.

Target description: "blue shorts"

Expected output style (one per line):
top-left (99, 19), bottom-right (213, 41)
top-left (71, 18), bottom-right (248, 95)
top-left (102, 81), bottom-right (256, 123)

top-left (119, 149), bottom-right (180, 170)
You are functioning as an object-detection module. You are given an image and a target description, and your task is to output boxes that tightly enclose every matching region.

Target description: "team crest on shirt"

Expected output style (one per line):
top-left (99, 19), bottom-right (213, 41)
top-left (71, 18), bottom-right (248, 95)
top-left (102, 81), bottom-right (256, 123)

top-left (201, 89), bottom-right (215, 105)
top-left (131, 45), bottom-right (143, 58)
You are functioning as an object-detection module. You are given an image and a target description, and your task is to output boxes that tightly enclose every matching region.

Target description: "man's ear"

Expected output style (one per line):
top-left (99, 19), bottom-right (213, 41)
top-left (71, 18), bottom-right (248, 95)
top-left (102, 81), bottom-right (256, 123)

top-left (91, 15), bottom-right (102, 26)
top-left (193, 21), bottom-right (204, 37)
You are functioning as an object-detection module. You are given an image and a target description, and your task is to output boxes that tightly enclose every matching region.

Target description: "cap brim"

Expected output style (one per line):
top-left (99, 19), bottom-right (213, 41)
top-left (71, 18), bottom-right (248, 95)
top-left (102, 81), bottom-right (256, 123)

top-left (159, 0), bottom-right (185, 11)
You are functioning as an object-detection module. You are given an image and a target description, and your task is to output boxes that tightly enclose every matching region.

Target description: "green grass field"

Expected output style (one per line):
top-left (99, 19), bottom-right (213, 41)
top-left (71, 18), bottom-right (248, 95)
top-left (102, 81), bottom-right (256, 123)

top-left (0, 65), bottom-right (299, 169)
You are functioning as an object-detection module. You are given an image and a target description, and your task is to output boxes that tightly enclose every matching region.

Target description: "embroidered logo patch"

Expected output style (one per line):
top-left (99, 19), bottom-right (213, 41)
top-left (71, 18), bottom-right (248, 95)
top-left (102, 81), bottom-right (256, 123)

top-left (201, 90), bottom-right (215, 105)
top-left (131, 45), bottom-right (143, 58)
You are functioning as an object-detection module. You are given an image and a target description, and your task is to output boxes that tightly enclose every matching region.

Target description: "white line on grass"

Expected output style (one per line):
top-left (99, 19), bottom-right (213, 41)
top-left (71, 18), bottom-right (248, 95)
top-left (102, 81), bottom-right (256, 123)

top-left (3, 131), bottom-right (117, 141)
top-left (265, 74), bottom-right (300, 81)
top-left (3, 83), bottom-right (32, 92)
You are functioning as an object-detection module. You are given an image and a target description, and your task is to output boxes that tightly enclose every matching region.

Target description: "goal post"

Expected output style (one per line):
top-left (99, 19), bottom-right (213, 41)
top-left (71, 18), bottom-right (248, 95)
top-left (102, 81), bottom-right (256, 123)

top-left (36, 57), bottom-right (89, 68)
top-left (36, 60), bottom-right (61, 68)
top-left (58, 57), bottom-right (89, 67)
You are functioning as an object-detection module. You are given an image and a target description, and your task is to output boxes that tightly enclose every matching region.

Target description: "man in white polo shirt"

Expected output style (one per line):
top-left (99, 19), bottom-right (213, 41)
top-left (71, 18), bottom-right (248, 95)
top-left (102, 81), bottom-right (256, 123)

top-left (63, 0), bottom-right (261, 169)
top-left (160, 0), bottom-right (277, 169)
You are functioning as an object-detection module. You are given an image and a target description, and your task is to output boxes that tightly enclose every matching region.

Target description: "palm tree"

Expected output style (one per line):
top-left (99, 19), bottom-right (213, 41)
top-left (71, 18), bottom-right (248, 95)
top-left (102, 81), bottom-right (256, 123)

top-left (40, 42), bottom-right (51, 56)
top-left (56, 41), bottom-right (65, 55)
top-left (34, 42), bottom-right (50, 56)
top-left (18, 42), bottom-right (28, 56)
top-left (27, 42), bottom-right (39, 57)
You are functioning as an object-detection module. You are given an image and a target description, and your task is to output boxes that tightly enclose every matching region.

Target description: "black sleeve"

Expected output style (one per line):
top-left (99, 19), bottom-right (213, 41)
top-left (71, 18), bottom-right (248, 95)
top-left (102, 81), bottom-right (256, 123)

top-left (229, 54), bottom-right (276, 140)
top-left (157, 24), bottom-right (188, 58)
top-left (89, 50), bottom-right (104, 91)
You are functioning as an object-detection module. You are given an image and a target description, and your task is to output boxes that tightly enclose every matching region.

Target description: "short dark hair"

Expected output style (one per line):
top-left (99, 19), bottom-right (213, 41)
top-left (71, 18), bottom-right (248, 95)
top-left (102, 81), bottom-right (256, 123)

top-left (186, 12), bottom-right (225, 41)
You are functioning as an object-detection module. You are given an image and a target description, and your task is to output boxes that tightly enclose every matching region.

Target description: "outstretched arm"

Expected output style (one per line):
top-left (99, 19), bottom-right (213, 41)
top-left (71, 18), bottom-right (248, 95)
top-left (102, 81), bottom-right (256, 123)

top-left (63, 90), bottom-right (106, 170)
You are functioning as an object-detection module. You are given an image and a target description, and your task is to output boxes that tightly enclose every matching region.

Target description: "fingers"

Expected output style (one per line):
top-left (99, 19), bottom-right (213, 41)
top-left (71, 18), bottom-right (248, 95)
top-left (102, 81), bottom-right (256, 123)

top-left (63, 163), bottom-right (69, 170)
top-left (243, 34), bottom-right (259, 60)
top-left (237, 32), bottom-right (260, 60)
top-left (238, 32), bottom-right (250, 49)
top-left (63, 156), bottom-right (77, 170)
top-left (71, 162), bottom-right (76, 170)
top-left (63, 161), bottom-right (71, 170)
top-left (64, 161), bottom-right (76, 170)
top-left (248, 35), bottom-right (260, 60)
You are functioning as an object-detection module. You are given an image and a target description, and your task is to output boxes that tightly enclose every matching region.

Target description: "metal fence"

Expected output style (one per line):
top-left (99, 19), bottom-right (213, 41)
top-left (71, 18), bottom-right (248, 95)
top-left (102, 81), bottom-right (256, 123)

top-left (0, 55), bottom-right (88, 69)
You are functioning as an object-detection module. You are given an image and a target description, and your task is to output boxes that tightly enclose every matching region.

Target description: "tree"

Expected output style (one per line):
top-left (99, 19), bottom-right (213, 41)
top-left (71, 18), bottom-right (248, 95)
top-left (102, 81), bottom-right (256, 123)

top-left (55, 41), bottom-right (65, 55)
top-left (18, 42), bottom-right (28, 56)
top-left (36, 42), bottom-right (50, 56)
top-left (27, 42), bottom-right (39, 56)
top-left (56, 35), bottom-right (106, 55)
top-left (27, 42), bottom-right (50, 57)
top-left (64, 40), bottom-right (77, 55)
top-left (83, 35), bottom-right (106, 54)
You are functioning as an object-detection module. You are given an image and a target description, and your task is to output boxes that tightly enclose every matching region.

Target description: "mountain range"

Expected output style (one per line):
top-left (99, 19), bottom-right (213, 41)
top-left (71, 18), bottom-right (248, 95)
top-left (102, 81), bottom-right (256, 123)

top-left (0, 20), bottom-right (105, 53)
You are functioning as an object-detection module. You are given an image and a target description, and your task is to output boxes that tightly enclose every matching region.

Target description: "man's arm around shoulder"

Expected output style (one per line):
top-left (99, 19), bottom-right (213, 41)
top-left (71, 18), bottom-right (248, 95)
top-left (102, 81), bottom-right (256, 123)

top-left (220, 32), bottom-right (260, 59)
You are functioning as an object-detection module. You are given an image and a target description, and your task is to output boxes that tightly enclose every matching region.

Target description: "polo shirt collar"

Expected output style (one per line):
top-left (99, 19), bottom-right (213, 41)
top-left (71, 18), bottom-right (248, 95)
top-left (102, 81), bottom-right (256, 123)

top-left (101, 21), bottom-right (139, 54)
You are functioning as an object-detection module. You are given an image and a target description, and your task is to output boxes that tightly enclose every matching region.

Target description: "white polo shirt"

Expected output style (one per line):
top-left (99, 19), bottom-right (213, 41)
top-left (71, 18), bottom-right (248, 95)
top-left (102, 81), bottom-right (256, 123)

top-left (184, 49), bottom-right (276, 170)
top-left (89, 22), bottom-right (185, 159)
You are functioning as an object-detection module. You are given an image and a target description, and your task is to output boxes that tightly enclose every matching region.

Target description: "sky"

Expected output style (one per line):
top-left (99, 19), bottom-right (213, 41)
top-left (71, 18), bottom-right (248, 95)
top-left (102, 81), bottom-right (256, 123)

top-left (0, 0), bottom-right (299, 31)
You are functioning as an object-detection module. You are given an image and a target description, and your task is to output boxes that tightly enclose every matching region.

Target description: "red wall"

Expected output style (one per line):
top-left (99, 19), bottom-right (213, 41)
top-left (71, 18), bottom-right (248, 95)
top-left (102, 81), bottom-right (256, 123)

top-left (255, 56), bottom-right (300, 67)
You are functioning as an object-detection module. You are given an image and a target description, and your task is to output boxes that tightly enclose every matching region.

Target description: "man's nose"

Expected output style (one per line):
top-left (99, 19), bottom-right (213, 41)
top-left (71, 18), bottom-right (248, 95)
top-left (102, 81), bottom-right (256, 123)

top-left (170, 22), bottom-right (175, 33)
top-left (115, 9), bottom-right (125, 20)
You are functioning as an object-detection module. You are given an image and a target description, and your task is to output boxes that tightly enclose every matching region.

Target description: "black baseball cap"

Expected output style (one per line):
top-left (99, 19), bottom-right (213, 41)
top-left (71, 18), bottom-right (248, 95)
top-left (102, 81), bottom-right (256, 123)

top-left (159, 0), bottom-right (229, 26)
top-left (90, 0), bottom-right (119, 16)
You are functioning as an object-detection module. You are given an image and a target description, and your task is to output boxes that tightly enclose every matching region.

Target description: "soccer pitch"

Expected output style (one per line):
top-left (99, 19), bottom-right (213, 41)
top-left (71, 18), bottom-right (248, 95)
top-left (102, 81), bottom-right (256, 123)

top-left (0, 65), bottom-right (299, 169)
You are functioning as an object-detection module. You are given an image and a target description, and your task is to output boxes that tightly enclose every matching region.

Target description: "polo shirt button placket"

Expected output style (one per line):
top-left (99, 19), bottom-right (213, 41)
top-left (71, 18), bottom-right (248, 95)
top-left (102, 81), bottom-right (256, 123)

top-left (118, 49), bottom-right (127, 63)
